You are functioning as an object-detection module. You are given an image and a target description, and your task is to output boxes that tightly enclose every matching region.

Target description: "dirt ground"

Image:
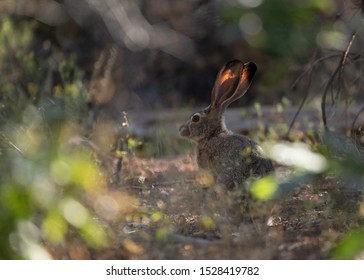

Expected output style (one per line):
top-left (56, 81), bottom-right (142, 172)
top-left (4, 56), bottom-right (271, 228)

top-left (109, 155), bottom-right (364, 259)
top-left (45, 155), bottom-right (364, 260)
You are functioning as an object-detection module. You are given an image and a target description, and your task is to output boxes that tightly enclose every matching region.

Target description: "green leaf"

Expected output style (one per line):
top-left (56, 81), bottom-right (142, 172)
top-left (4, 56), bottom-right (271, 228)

top-left (155, 228), bottom-right (169, 241)
top-left (201, 216), bottom-right (215, 229)
top-left (80, 218), bottom-right (107, 249)
top-left (332, 229), bottom-right (364, 259)
top-left (250, 176), bottom-right (278, 201)
top-left (42, 210), bottom-right (67, 244)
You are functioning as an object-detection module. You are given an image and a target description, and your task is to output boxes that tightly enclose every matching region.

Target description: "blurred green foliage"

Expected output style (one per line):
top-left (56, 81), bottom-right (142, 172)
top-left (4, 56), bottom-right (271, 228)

top-left (221, 0), bottom-right (336, 88)
top-left (223, 0), bottom-right (331, 58)
top-left (332, 228), bottom-right (364, 259)
top-left (0, 16), bottom-right (110, 259)
top-left (250, 175), bottom-right (277, 201)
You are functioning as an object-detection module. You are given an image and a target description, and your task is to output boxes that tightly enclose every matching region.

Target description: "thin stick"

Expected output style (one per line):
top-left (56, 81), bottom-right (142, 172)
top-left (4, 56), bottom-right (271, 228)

top-left (290, 53), bottom-right (339, 90)
top-left (287, 68), bottom-right (314, 136)
top-left (321, 32), bottom-right (357, 130)
top-left (288, 52), bottom-right (343, 136)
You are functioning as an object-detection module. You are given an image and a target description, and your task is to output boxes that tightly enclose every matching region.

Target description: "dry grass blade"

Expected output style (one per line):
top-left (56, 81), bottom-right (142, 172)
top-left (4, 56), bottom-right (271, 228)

top-left (0, 131), bottom-right (24, 156)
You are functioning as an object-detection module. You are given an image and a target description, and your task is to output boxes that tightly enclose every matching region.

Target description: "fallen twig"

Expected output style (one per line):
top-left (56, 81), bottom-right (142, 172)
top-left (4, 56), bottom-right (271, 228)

top-left (168, 234), bottom-right (218, 245)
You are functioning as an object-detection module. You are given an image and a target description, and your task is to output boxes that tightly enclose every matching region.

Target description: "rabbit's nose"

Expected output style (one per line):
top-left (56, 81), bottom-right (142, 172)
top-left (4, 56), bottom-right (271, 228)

top-left (179, 124), bottom-right (189, 137)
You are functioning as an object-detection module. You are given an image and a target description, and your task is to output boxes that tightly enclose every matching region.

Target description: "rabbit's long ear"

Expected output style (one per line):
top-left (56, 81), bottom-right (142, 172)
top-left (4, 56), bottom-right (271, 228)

top-left (211, 60), bottom-right (257, 115)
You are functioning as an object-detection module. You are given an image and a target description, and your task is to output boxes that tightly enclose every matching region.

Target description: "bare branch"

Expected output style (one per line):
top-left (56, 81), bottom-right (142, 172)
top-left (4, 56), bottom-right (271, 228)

top-left (321, 31), bottom-right (357, 130)
top-left (290, 53), bottom-right (340, 90)
top-left (287, 67), bottom-right (314, 137)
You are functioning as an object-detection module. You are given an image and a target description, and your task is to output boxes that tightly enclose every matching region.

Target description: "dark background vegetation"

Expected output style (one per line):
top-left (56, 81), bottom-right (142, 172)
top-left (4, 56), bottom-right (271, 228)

top-left (0, 0), bottom-right (364, 260)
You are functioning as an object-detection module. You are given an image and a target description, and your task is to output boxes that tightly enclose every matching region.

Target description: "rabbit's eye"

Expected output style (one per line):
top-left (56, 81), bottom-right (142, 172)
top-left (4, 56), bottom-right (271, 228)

top-left (192, 114), bottom-right (200, 122)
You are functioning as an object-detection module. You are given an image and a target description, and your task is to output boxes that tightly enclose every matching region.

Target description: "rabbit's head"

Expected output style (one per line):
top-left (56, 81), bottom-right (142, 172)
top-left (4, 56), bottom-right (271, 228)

top-left (179, 60), bottom-right (257, 141)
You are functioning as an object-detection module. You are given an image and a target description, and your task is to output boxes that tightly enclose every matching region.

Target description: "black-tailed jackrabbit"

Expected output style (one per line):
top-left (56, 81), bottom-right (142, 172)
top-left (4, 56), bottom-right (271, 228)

top-left (179, 60), bottom-right (274, 188)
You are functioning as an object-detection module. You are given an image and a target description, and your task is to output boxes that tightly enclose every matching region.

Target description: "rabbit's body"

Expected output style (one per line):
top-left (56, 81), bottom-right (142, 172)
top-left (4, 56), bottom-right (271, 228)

top-left (180, 60), bottom-right (273, 188)
top-left (198, 132), bottom-right (273, 183)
